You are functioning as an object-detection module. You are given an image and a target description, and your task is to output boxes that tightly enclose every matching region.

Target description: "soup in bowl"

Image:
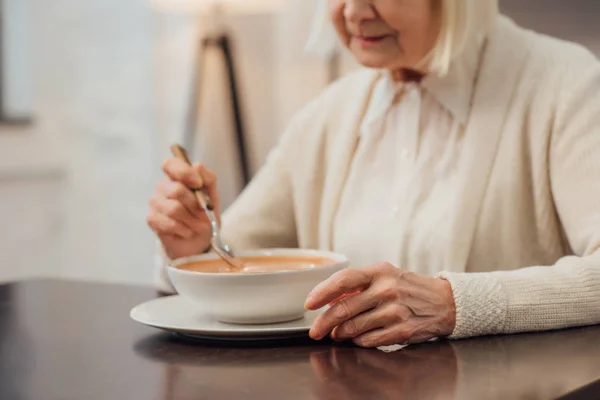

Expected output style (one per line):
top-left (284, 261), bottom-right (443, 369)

top-left (168, 249), bottom-right (349, 324)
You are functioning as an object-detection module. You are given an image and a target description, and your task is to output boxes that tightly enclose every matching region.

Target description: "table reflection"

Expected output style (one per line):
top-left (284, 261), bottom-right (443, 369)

top-left (308, 344), bottom-right (458, 400)
top-left (134, 334), bottom-right (458, 400)
top-left (449, 326), bottom-right (600, 399)
top-left (134, 324), bottom-right (600, 400)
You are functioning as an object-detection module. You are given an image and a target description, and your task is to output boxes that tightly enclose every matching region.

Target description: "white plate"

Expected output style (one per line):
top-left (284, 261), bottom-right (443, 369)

top-left (130, 295), bottom-right (322, 340)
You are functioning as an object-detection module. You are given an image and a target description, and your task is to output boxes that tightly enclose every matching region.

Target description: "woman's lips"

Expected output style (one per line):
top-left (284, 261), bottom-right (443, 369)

top-left (354, 35), bottom-right (390, 47)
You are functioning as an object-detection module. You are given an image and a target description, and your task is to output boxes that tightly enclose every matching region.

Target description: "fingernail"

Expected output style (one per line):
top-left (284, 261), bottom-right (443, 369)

top-left (332, 329), bottom-right (342, 341)
top-left (304, 295), bottom-right (313, 309)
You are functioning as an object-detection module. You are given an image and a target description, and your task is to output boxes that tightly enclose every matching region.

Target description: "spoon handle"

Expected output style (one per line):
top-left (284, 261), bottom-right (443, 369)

top-left (170, 144), bottom-right (214, 210)
top-left (169, 144), bottom-right (244, 271)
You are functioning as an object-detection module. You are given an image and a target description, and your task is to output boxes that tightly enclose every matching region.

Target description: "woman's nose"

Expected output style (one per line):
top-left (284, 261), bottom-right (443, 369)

top-left (343, 0), bottom-right (377, 25)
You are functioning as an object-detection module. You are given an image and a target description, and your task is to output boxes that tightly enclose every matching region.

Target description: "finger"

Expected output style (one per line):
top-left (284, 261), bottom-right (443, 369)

top-left (162, 157), bottom-right (204, 189)
top-left (149, 195), bottom-right (206, 234)
top-left (328, 291), bottom-right (361, 307)
top-left (194, 163), bottom-right (216, 190)
top-left (309, 288), bottom-right (382, 340)
top-left (305, 269), bottom-right (374, 311)
top-left (333, 303), bottom-right (413, 341)
top-left (353, 324), bottom-right (413, 349)
top-left (146, 210), bottom-right (194, 239)
top-left (156, 180), bottom-right (205, 219)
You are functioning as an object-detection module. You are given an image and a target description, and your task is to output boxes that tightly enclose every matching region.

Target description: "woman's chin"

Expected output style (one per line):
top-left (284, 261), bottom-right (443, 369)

top-left (352, 53), bottom-right (406, 71)
top-left (355, 58), bottom-right (390, 70)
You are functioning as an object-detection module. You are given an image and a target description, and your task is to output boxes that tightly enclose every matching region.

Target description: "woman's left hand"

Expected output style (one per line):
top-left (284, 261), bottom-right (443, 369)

top-left (305, 263), bottom-right (457, 348)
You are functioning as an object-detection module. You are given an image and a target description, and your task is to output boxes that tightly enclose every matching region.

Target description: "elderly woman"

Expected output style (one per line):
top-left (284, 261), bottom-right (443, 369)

top-left (147, 0), bottom-right (600, 348)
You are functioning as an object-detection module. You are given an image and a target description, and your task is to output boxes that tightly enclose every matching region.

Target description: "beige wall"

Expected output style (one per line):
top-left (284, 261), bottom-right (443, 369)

top-left (0, 0), bottom-right (157, 284)
top-left (0, 0), bottom-right (332, 285)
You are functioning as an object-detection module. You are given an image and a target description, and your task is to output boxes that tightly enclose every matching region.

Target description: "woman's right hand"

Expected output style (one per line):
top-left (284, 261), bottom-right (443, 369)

top-left (147, 157), bottom-right (221, 260)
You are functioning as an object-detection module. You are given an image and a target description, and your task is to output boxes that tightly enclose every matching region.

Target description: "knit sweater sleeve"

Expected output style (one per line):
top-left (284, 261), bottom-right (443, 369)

top-left (440, 57), bottom-right (600, 339)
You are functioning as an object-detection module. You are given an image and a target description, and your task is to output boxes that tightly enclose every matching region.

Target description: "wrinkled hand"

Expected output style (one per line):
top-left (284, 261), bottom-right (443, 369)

top-left (305, 263), bottom-right (456, 348)
top-left (146, 157), bottom-right (221, 259)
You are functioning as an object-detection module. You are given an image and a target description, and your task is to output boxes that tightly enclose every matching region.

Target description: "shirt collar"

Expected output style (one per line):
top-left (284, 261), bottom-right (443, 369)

top-left (422, 33), bottom-right (486, 124)
top-left (361, 71), bottom-right (398, 131)
top-left (361, 33), bottom-right (486, 130)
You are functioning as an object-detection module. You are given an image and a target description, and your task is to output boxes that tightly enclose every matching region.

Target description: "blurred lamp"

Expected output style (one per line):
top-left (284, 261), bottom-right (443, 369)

top-left (150, 0), bottom-right (282, 186)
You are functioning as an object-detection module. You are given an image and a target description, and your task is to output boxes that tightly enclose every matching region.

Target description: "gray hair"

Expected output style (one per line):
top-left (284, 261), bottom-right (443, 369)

top-left (305, 0), bottom-right (499, 75)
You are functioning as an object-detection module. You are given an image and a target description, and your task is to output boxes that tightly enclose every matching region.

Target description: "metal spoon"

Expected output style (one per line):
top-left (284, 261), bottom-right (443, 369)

top-left (170, 144), bottom-right (244, 271)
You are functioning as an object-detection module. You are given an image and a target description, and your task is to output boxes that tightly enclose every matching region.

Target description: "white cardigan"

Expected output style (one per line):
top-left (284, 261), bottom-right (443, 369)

top-left (156, 16), bottom-right (600, 339)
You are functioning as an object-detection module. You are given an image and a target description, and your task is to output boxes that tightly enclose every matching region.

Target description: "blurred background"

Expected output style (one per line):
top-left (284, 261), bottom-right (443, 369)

top-left (0, 0), bottom-right (597, 286)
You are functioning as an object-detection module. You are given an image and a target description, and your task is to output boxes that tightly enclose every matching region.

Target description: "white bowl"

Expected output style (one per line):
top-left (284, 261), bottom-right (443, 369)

top-left (167, 249), bottom-right (349, 325)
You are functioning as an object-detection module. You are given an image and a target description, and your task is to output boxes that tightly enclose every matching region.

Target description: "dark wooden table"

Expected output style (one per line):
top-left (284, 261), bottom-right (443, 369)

top-left (1, 280), bottom-right (599, 400)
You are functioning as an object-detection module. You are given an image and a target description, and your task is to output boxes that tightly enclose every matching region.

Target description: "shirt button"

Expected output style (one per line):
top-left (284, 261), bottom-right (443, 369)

top-left (390, 206), bottom-right (400, 217)
top-left (401, 148), bottom-right (409, 160)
